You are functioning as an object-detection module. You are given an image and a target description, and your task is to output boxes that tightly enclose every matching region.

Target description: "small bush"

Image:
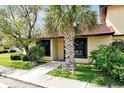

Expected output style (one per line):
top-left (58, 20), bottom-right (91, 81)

top-left (10, 55), bottom-right (21, 60)
top-left (28, 46), bottom-right (44, 61)
top-left (2, 50), bottom-right (8, 53)
top-left (22, 55), bottom-right (29, 61)
top-left (0, 50), bottom-right (8, 54)
top-left (10, 53), bottom-right (23, 60)
top-left (89, 44), bottom-right (124, 83)
top-left (111, 39), bottom-right (124, 53)
top-left (0, 50), bottom-right (3, 54)
top-left (9, 50), bottom-right (16, 53)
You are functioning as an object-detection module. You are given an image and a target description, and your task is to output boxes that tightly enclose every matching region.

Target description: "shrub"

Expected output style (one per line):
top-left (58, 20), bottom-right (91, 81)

top-left (111, 39), bottom-right (124, 53)
top-left (10, 54), bottom-right (21, 60)
top-left (111, 65), bottom-right (124, 81)
top-left (22, 55), bottom-right (29, 61)
top-left (90, 45), bottom-right (109, 71)
top-left (0, 50), bottom-right (8, 54)
top-left (2, 50), bottom-right (8, 53)
top-left (28, 46), bottom-right (44, 62)
top-left (0, 50), bottom-right (3, 54)
top-left (10, 52), bottom-right (23, 60)
top-left (9, 50), bottom-right (16, 53)
top-left (89, 44), bottom-right (124, 82)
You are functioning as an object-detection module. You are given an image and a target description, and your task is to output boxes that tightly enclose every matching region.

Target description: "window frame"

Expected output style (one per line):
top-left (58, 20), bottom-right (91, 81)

top-left (74, 38), bottom-right (87, 59)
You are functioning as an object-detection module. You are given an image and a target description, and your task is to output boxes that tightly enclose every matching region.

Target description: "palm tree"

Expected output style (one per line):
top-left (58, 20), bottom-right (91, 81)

top-left (45, 5), bottom-right (97, 71)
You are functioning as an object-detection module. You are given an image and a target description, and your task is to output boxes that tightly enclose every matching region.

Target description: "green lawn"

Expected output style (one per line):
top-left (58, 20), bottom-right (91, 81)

top-left (0, 53), bottom-right (32, 69)
top-left (48, 64), bottom-right (124, 88)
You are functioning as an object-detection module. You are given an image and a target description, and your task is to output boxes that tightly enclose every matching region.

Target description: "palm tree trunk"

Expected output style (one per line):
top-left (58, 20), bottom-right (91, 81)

top-left (64, 28), bottom-right (75, 71)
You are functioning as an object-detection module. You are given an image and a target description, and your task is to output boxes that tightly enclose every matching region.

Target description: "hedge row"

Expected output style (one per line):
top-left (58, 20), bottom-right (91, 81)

top-left (0, 49), bottom-right (16, 54)
top-left (10, 53), bottom-right (29, 61)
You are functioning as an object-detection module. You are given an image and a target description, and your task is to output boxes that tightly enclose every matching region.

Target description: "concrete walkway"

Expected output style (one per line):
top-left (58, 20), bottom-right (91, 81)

top-left (0, 76), bottom-right (42, 88)
top-left (0, 65), bottom-right (17, 74)
top-left (28, 74), bottom-right (107, 88)
top-left (0, 61), bottom-right (107, 88)
top-left (1, 61), bottom-right (60, 81)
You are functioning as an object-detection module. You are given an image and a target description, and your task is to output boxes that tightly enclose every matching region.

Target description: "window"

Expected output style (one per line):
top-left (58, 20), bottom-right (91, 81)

top-left (36, 40), bottom-right (50, 56)
top-left (74, 38), bottom-right (87, 58)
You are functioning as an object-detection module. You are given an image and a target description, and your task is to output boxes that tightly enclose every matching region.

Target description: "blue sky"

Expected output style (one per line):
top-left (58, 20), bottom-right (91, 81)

top-left (91, 5), bottom-right (100, 22)
top-left (91, 5), bottom-right (99, 13)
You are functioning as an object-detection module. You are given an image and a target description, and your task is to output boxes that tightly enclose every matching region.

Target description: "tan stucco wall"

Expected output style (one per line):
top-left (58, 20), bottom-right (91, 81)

top-left (88, 35), bottom-right (112, 56)
top-left (51, 39), bottom-right (58, 60)
top-left (106, 6), bottom-right (124, 34)
top-left (112, 36), bottom-right (124, 40)
top-left (43, 35), bottom-right (113, 63)
top-left (44, 38), bottom-right (64, 61)
top-left (57, 38), bottom-right (64, 60)
top-left (43, 56), bottom-right (52, 61)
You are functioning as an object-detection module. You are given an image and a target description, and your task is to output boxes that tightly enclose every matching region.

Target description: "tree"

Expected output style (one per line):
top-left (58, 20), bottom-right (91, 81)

top-left (45, 5), bottom-right (97, 71)
top-left (0, 32), bottom-right (15, 49)
top-left (0, 5), bottom-right (42, 54)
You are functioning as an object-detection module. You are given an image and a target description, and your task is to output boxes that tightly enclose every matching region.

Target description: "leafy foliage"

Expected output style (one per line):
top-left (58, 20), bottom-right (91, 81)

top-left (45, 5), bottom-right (97, 33)
top-left (22, 55), bottom-right (29, 61)
top-left (28, 46), bottom-right (44, 61)
top-left (0, 6), bottom-right (42, 53)
top-left (89, 44), bottom-right (124, 82)
top-left (10, 52), bottom-right (24, 60)
top-left (111, 39), bottom-right (124, 52)
top-left (0, 32), bottom-right (15, 49)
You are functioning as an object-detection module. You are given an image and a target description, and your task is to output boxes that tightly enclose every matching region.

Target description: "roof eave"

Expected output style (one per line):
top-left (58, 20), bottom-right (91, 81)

top-left (39, 32), bottom-right (114, 39)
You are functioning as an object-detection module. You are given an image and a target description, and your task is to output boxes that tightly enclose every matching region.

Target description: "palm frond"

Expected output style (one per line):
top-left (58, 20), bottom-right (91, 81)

top-left (44, 5), bottom-right (97, 34)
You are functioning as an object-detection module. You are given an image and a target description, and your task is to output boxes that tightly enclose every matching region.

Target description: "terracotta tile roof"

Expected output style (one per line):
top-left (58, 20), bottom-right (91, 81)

top-left (39, 24), bottom-right (114, 38)
top-left (80, 24), bottom-right (114, 36)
